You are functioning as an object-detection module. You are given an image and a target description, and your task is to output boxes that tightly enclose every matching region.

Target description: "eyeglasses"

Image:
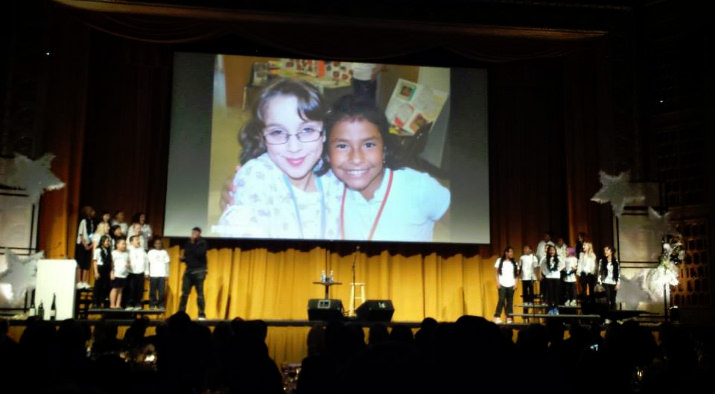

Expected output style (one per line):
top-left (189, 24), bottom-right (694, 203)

top-left (263, 126), bottom-right (324, 145)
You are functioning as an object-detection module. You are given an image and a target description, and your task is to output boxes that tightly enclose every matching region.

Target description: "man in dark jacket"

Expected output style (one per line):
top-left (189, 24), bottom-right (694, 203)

top-left (178, 227), bottom-right (208, 320)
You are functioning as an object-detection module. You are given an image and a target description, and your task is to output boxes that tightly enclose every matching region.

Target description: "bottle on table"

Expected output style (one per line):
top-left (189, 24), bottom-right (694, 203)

top-left (28, 290), bottom-right (36, 317)
top-left (329, 270), bottom-right (334, 283)
top-left (50, 293), bottom-right (57, 321)
top-left (321, 270), bottom-right (326, 282)
top-left (37, 302), bottom-right (45, 320)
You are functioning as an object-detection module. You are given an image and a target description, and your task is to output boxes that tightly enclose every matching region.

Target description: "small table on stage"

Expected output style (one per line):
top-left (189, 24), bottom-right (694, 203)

top-left (312, 281), bottom-right (342, 299)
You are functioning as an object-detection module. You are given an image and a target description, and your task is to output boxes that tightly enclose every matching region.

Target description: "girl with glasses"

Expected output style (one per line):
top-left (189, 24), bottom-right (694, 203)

top-left (216, 78), bottom-right (340, 239)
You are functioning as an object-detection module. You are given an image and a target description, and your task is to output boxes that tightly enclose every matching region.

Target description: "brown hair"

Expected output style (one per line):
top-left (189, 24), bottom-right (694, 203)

top-left (239, 78), bottom-right (326, 164)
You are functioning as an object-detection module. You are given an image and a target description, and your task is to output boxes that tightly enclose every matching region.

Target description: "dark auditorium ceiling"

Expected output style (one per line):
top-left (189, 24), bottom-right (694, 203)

top-left (55, 0), bottom-right (644, 33)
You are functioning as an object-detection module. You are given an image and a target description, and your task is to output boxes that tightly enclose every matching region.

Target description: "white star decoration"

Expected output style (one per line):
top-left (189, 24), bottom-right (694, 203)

top-left (0, 249), bottom-right (43, 306)
top-left (5, 153), bottom-right (65, 203)
top-left (590, 170), bottom-right (645, 218)
top-left (648, 206), bottom-right (681, 240)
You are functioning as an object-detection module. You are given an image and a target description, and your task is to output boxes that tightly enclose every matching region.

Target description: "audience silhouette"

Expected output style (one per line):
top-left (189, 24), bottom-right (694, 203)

top-left (2, 313), bottom-right (712, 393)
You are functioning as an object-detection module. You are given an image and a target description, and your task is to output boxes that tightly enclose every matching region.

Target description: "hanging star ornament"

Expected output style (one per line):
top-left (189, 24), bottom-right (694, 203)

top-left (0, 249), bottom-right (43, 306)
top-left (648, 206), bottom-right (681, 240)
top-left (590, 170), bottom-right (645, 218)
top-left (5, 153), bottom-right (65, 203)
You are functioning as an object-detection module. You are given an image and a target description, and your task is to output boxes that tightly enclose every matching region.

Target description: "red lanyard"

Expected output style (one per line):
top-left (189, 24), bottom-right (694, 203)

top-left (340, 170), bottom-right (394, 241)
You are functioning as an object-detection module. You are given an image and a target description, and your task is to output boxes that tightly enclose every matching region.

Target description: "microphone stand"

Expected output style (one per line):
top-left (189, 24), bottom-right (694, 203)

top-left (351, 245), bottom-right (360, 316)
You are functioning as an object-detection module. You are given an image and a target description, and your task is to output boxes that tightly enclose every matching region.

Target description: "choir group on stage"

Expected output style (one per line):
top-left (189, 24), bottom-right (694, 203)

top-left (493, 232), bottom-right (621, 323)
top-left (74, 207), bottom-right (170, 310)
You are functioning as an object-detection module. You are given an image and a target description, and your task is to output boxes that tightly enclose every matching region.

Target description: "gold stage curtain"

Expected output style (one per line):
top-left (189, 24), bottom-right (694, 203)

top-left (163, 245), bottom-right (510, 363)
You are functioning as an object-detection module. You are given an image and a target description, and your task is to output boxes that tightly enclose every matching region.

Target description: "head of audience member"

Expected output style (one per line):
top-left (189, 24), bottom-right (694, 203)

top-left (0, 318), bottom-right (10, 342)
top-left (515, 323), bottom-right (549, 357)
top-left (114, 210), bottom-right (125, 223)
top-left (368, 323), bottom-right (389, 346)
top-left (306, 325), bottom-right (327, 355)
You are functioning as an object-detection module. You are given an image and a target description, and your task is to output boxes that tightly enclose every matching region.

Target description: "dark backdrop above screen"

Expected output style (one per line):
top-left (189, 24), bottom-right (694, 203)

top-left (164, 52), bottom-right (489, 244)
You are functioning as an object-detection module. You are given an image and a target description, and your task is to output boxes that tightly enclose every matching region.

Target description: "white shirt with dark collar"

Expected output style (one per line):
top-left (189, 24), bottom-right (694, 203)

top-left (602, 259), bottom-right (620, 285)
top-left (540, 256), bottom-right (564, 279)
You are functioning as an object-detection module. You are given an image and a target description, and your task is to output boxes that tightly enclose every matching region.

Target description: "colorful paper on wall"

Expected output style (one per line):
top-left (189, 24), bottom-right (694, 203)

top-left (385, 78), bottom-right (448, 135)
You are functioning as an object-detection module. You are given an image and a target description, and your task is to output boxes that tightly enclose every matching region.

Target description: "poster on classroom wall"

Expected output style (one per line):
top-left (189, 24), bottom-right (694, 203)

top-left (385, 78), bottom-right (449, 135)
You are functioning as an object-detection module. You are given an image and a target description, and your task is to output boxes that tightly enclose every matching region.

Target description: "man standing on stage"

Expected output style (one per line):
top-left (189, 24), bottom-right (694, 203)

top-left (178, 226), bottom-right (208, 320)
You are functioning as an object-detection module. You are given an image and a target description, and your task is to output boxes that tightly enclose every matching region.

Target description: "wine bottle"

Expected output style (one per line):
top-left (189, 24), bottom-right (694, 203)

top-left (28, 290), bottom-right (36, 317)
top-left (50, 293), bottom-right (57, 321)
top-left (37, 302), bottom-right (45, 320)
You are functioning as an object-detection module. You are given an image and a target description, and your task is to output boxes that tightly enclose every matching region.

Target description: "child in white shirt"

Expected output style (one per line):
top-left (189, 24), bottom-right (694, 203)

top-left (540, 245), bottom-right (565, 315)
top-left (562, 247), bottom-right (578, 306)
top-left (126, 235), bottom-right (149, 310)
top-left (92, 235), bottom-right (113, 308)
top-left (493, 247), bottom-right (518, 324)
top-left (110, 238), bottom-right (130, 309)
top-left (147, 238), bottom-right (170, 309)
top-left (519, 245), bottom-right (539, 306)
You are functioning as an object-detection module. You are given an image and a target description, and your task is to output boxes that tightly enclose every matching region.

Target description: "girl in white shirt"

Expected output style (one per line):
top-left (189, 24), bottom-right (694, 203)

top-left (562, 247), bottom-right (578, 306)
top-left (92, 222), bottom-right (109, 250)
top-left (598, 245), bottom-right (620, 310)
top-left (92, 235), bottom-right (113, 308)
top-left (109, 238), bottom-right (130, 309)
top-left (132, 212), bottom-right (153, 250)
top-left (147, 238), bottom-right (170, 309)
top-left (493, 247), bottom-right (518, 324)
top-left (577, 241), bottom-right (598, 303)
top-left (540, 245), bottom-right (565, 315)
top-left (111, 210), bottom-right (128, 236)
top-left (519, 245), bottom-right (539, 306)
top-left (75, 206), bottom-right (96, 289)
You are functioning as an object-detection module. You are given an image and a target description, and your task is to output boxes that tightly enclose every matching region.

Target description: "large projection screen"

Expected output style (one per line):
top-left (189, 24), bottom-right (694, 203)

top-left (165, 53), bottom-right (489, 244)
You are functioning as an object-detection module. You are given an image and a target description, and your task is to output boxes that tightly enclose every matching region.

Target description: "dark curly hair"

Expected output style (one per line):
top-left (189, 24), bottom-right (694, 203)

top-left (239, 77), bottom-right (326, 165)
top-left (316, 94), bottom-right (403, 175)
top-left (599, 245), bottom-right (619, 282)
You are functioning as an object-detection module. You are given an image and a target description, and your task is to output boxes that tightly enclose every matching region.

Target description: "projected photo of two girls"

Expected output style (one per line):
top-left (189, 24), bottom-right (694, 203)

top-left (208, 57), bottom-right (490, 244)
